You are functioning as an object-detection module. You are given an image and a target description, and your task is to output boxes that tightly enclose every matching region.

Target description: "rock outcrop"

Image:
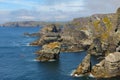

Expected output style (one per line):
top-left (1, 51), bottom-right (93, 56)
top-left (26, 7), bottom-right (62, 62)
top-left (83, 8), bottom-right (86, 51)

top-left (71, 8), bottom-right (120, 78)
top-left (88, 38), bottom-right (103, 56)
top-left (91, 52), bottom-right (120, 78)
top-left (72, 54), bottom-right (91, 76)
top-left (60, 24), bottom-right (91, 52)
top-left (30, 24), bottom-right (62, 46)
top-left (36, 42), bottom-right (61, 61)
top-left (30, 24), bottom-right (62, 61)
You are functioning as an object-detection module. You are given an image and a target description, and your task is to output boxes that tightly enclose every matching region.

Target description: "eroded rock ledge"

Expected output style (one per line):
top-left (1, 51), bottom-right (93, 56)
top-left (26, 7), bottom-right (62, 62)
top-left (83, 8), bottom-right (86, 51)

top-left (36, 42), bottom-right (61, 61)
top-left (92, 52), bottom-right (120, 78)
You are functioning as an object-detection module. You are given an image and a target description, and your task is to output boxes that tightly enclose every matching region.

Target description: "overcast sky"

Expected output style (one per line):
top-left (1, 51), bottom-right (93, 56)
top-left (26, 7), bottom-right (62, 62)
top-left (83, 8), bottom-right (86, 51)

top-left (0, 0), bottom-right (120, 23)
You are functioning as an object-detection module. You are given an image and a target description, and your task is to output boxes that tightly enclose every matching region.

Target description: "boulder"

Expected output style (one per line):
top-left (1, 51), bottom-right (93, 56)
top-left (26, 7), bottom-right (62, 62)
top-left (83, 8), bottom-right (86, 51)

top-left (91, 52), bottom-right (120, 78)
top-left (36, 42), bottom-right (61, 61)
top-left (72, 54), bottom-right (91, 77)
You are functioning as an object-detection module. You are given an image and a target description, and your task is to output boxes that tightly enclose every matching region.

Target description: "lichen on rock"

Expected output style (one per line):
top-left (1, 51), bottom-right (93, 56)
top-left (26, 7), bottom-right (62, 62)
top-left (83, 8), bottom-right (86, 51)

top-left (91, 52), bottom-right (120, 78)
top-left (36, 42), bottom-right (61, 61)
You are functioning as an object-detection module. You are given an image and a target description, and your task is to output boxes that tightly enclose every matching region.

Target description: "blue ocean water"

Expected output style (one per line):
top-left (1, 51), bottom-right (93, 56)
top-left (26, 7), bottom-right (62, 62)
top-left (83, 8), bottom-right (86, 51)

top-left (0, 27), bottom-right (119, 80)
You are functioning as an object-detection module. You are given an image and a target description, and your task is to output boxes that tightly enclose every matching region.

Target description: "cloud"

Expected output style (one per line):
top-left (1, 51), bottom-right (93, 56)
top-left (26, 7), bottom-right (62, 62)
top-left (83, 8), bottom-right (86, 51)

top-left (0, 0), bottom-right (120, 23)
top-left (17, 16), bottom-right (35, 20)
top-left (35, 0), bottom-right (84, 12)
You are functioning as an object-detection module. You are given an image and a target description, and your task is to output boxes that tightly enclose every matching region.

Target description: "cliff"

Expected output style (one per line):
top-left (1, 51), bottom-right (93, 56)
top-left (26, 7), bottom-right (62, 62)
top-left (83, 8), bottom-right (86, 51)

top-left (72, 8), bottom-right (120, 78)
top-left (27, 7), bottom-right (120, 78)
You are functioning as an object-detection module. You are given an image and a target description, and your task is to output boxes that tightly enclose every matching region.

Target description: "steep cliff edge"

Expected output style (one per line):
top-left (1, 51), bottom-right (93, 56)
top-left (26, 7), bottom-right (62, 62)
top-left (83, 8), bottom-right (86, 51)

top-left (72, 8), bottom-right (120, 78)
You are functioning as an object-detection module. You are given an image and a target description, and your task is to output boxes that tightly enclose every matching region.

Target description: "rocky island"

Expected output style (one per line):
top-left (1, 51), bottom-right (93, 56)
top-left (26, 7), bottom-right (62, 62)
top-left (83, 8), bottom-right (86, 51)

top-left (28, 8), bottom-right (120, 78)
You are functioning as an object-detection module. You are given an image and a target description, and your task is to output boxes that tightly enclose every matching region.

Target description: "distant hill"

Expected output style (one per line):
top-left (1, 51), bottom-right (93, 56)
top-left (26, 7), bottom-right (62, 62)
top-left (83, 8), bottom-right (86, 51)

top-left (0, 21), bottom-right (67, 27)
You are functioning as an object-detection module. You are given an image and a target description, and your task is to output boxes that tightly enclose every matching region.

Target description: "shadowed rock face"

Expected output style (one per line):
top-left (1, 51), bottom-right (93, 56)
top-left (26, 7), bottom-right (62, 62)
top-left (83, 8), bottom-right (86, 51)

top-left (60, 24), bottom-right (90, 52)
top-left (30, 24), bottom-right (62, 46)
top-left (115, 8), bottom-right (120, 32)
top-left (88, 38), bottom-right (103, 56)
top-left (91, 52), bottom-right (120, 78)
top-left (36, 42), bottom-right (61, 61)
top-left (72, 54), bottom-right (91, 76)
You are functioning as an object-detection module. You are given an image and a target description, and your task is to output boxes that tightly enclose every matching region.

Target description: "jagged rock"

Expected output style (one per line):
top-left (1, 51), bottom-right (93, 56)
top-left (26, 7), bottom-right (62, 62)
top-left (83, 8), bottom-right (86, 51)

top-left (72, 54), bottom-right (91, 77)
top-left (30, 24), bottom-right (62, 46)
top-left (88, 38), bottom-right (103, 56)
top-left (60, 24), bottom-right (91, 52)
top-left (40, 24), bottom-right (61, 34)
top-left (36, 42), bottom-right (61, 61)
top-left (91, 52), bottom-right (120, 78)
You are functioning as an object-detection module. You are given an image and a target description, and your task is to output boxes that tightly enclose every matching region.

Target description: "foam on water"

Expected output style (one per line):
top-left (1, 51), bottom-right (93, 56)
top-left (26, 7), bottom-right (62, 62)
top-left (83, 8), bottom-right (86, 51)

top-left (70, 70), bottom-right (76, 76)
top-left (70, 70), bottom-right (84, 77)
top-left (89, 73), bottom-right (95, 78)
top-left (70, 70), bottom-right (95, 78)
top-left (33, 59), bottom-right (40, 62)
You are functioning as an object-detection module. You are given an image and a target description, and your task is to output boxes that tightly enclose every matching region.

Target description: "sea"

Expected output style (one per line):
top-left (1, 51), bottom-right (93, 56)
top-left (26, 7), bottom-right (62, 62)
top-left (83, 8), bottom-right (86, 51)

top-left (0, 27), bottom-right (119, 80)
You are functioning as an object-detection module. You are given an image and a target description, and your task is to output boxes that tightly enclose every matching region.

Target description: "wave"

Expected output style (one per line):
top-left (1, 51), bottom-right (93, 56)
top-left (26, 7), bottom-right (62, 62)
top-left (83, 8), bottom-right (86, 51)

top-left (89, 73), bottom-right (95, 78)
top-left (70, 70), bottom-right (83, 77)
top-left (48, 59), bottom-right (56, 62)
top-left (33, 59), bottom-right (40, 62)
top-left (70, 70), bottom-right (95, 78)
top-left (31, 59), bottom-right (56, 62)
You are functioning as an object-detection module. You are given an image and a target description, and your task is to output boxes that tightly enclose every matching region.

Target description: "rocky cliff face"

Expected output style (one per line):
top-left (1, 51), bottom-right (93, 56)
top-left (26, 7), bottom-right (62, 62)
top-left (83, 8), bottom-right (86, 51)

top-left (27, 7), bottom-right (120, 78)
top-left (91, 52), bottom-right (120, 78)
top-left (72, 8), bottom-right (120, 78)
top-left (72, 54), bottom-right (91, 77)
top-left (30, 24), bottom-right (62, 61)
top-left (30, 24), bottom-right (62, 46)
top-left (60, 24), bottom-right (91, 52)
top-left (36, 42), bottom-right (61, 61)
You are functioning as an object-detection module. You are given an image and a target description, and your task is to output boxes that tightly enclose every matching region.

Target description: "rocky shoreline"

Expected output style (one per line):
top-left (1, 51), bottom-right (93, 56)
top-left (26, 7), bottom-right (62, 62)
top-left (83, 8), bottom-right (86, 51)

top-left (28, 8), bottom-right (120, 78)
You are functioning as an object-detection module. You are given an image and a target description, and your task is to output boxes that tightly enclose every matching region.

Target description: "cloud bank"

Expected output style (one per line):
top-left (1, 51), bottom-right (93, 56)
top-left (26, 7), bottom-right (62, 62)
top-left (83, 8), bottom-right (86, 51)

top-left (0, 0), bottom-right (120, 23)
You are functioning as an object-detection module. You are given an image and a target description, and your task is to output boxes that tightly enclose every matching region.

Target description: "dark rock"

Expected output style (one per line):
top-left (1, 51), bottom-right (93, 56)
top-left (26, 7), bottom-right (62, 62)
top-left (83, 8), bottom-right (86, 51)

top-left (30, 24), bottom-right (62, 46)
top-left (72, 54), bottom-right (91, 77)
top-left (88, 38), bottom-right (103, 56)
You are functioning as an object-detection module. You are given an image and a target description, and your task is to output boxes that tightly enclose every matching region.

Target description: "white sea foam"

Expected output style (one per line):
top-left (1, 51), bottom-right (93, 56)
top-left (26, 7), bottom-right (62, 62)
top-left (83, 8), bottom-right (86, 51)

top-left (25, 43), bottom-right (30, 46)
top-left (32, 59), bottom-right (56, 62)
top-left (48, 59), bottom-right (56, 62)
top-left (33, 59), bottom-right (40, 62)
top-left (70, 70), bottom-right (84, 77)
top-left (70, 70), bottom-right (76, 76)
top-left (89, 73), bottom-right (95, 78)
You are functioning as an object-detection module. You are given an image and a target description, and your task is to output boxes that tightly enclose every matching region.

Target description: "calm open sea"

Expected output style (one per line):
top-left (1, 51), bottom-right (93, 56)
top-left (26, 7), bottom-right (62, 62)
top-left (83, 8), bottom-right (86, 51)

top-left (0, 27), bottom-right (119, 80)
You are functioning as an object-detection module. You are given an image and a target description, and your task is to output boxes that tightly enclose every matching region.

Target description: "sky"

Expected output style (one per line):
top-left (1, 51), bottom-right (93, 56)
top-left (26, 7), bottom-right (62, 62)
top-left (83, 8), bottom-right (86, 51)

top-left (0, 0), bottom-right (120, 23)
